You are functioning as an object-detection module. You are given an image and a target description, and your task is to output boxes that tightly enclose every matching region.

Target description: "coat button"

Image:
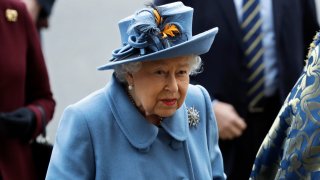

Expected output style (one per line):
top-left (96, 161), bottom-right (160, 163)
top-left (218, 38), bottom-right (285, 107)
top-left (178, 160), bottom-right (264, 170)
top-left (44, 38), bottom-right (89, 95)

top-left (170, 140), bottom-right (183, 150)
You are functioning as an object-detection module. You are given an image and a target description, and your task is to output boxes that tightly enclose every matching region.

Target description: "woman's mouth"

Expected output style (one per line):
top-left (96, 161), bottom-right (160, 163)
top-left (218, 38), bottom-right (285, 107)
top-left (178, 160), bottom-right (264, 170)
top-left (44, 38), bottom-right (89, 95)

top-left (161, 99), bottom-right (177, 106)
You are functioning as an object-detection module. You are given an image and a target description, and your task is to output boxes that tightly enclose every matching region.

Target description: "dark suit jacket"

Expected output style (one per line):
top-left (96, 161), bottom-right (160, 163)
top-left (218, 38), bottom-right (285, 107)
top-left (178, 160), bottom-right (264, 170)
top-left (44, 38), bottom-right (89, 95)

top-left (37, 0), bottom-right (55, 17)
top-left (155, 0), bottom-right (319, 118)
top-left (37, 0), bottom-right (55, 28)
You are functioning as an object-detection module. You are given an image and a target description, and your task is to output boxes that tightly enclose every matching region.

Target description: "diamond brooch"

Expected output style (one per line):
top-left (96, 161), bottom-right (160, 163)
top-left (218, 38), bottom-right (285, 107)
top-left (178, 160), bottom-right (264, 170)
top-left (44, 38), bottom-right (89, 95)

top-left (187, 107), bottom-right (200, 127)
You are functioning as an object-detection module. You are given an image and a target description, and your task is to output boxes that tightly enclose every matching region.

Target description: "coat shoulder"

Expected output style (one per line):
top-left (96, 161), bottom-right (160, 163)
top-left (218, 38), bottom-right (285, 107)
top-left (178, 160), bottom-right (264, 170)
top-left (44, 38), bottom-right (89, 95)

top-left (186, 84), bottom-right (212, 106)
top-left (64, 87), bottom-right (110, 122)
top-left (185, 84), bottom-right (213, 124)
top-left (72, 88), bottom-right (106, 109)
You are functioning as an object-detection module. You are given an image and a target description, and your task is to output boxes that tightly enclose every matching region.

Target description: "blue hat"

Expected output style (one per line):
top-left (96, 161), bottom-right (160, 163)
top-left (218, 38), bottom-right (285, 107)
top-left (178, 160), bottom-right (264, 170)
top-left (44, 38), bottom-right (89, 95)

top-left (98, 1), bottom-right (218, 70)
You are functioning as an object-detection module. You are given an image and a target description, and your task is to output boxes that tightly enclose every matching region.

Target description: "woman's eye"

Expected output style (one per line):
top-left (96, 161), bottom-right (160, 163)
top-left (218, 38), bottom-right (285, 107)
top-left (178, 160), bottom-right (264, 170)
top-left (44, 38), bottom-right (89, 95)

top-left (155, 70), bottom-right (166, 75)
top-left (177, 70), bottom-right (188, 76)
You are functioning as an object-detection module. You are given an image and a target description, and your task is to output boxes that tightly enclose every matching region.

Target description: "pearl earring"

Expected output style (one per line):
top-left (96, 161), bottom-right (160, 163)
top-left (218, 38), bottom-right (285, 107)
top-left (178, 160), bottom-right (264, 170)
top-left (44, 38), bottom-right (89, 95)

top-left (128, 85), bottom-right (133, 90)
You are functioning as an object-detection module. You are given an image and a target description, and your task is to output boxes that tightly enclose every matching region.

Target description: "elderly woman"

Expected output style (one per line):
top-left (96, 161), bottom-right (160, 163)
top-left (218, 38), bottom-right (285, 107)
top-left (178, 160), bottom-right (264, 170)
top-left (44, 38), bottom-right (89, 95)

top-left (46, 2), bottom-right (225, 179)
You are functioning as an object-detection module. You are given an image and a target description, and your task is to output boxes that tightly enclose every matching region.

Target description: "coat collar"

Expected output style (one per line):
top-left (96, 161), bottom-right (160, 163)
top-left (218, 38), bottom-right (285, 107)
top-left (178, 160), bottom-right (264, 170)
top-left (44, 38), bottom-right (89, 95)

top-left (106, 74), bottom-right (188, 149)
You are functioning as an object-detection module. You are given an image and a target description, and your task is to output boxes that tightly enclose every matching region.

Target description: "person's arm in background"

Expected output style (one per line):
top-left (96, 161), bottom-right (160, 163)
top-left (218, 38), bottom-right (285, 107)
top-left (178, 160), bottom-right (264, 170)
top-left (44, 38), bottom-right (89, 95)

top-left (24, 2), bottom-right (56, 138)
top-left (212, 100), bottom-right (246, 140)
top-left (0, 2), bottom-right (55, 140)
top-left (22, 0), bottom-right (55, 29)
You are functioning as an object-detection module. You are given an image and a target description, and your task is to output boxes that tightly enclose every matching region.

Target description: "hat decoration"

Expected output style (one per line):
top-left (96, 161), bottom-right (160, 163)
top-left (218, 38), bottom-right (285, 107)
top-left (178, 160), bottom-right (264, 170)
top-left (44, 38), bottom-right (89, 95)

top-left (111, 5), bottom-right (187, 62)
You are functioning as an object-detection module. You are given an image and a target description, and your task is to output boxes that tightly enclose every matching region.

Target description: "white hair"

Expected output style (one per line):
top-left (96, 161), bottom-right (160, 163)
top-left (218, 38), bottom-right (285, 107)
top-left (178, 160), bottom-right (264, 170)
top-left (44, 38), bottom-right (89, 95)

top-left (114, 55), bottom-right (203, 83)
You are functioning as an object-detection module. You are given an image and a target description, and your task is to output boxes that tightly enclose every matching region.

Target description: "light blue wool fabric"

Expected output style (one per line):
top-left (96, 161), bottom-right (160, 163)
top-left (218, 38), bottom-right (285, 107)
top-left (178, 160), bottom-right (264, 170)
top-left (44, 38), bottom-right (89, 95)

top-left (46, 75), bottom-right (225, 180)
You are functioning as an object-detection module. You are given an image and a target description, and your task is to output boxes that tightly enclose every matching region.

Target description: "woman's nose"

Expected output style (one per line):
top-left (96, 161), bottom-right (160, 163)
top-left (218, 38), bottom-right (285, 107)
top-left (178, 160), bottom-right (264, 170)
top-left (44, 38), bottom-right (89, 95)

top-left (165, 74), bottom-right (179, 92)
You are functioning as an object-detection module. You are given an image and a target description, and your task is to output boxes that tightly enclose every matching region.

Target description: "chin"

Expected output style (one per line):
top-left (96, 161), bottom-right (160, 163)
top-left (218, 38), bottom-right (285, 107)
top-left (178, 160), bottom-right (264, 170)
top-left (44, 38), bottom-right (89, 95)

top-left (157, 109), bottom-right (177, 118)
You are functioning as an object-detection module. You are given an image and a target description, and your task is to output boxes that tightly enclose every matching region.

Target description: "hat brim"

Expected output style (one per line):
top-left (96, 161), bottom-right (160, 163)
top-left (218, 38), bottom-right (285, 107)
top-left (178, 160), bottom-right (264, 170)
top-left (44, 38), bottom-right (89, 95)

top-left (97, 27), bottom-right (219, 70)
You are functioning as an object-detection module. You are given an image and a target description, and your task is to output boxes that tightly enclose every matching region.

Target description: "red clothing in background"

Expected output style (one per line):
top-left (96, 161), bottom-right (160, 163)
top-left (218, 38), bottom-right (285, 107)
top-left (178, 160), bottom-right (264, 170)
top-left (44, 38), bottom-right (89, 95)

top-left (0, 0), bottom-right (55, 179)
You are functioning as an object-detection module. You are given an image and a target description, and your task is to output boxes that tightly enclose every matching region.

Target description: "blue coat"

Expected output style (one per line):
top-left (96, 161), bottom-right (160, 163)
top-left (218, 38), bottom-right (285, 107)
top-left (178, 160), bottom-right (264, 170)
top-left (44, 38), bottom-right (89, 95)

top-left (46, 74), bottom-right (225, 180)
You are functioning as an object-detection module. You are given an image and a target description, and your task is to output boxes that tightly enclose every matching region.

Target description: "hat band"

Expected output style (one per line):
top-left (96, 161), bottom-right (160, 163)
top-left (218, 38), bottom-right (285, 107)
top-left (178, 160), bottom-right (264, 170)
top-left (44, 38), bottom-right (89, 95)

top-left (111, 33), bottom-right (149, 61)
top-left (111, 29), bottom-right (185, 62)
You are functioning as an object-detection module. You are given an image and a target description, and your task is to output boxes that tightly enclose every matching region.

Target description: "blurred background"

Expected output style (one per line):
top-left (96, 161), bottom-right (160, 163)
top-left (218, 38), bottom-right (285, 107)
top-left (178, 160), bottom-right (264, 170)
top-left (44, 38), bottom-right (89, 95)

top-left (43, 0), bottom-right (320, 142)
top-left (43, 0), bottom-right (142, 141)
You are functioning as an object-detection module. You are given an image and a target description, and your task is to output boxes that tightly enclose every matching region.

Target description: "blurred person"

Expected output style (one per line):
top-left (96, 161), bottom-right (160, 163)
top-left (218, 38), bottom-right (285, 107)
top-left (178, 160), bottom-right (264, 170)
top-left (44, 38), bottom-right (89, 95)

top-left (154, 0), bottom-right (319, 179)
top-left (251, 31), bottom-right (320, 179)
top-left (46, 2), bottom-right (226, 179)
top-left (0, 0), bottom-right (55, 179)
top-left (22, 0), bottom-right (55, 30)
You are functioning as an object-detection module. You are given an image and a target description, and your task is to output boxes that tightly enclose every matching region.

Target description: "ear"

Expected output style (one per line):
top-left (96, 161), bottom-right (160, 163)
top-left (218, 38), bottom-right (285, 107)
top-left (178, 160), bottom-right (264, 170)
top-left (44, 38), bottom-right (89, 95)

top-left (125, 72), bottom-right (134, 85)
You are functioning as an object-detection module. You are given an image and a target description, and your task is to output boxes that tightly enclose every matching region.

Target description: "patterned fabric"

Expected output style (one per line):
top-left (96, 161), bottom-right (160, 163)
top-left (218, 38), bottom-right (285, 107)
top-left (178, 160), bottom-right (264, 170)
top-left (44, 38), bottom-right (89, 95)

top-left (250, 32), bottom-right (320, 179)
top-left (241, 0), bottom-right (265, 112)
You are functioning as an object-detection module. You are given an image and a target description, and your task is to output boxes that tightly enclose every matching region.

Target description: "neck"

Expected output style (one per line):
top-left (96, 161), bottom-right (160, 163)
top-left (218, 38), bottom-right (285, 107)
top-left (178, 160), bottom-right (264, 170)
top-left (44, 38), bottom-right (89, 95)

top-left (146, 115), bottom-right (163, 126)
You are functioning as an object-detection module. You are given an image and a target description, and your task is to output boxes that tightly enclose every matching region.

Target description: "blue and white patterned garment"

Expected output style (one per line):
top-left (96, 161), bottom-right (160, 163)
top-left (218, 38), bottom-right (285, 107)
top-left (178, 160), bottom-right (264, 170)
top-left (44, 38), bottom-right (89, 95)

top-left (250, 32), bottom-right (320, 179)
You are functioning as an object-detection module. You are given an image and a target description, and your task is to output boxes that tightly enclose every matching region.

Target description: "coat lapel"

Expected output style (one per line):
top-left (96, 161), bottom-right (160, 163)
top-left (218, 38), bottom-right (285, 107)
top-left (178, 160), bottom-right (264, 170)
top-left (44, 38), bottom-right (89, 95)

top-left (272, 0), bottom-right (283, 45)
top-left (216, 0), bottom-right (243, 49)
top-left (161, 104), bottom-right (188, 141)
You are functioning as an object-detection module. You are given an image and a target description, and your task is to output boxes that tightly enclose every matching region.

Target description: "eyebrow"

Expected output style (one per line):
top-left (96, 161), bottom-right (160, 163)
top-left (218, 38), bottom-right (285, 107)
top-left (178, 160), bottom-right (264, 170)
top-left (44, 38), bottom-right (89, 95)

top-left (152, 61), bottom-right (189, 67)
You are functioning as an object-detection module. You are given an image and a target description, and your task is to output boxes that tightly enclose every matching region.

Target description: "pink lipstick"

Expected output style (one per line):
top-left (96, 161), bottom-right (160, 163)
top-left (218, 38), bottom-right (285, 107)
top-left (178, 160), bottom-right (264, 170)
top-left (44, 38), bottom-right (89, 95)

top-left (162, 99), bottom-right (177, 106)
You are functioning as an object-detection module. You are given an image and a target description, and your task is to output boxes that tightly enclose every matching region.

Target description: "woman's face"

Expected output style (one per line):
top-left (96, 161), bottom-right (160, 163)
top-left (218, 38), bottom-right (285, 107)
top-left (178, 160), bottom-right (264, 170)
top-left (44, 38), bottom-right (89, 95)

top-left (126, 56), bottom-right (190, 119)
